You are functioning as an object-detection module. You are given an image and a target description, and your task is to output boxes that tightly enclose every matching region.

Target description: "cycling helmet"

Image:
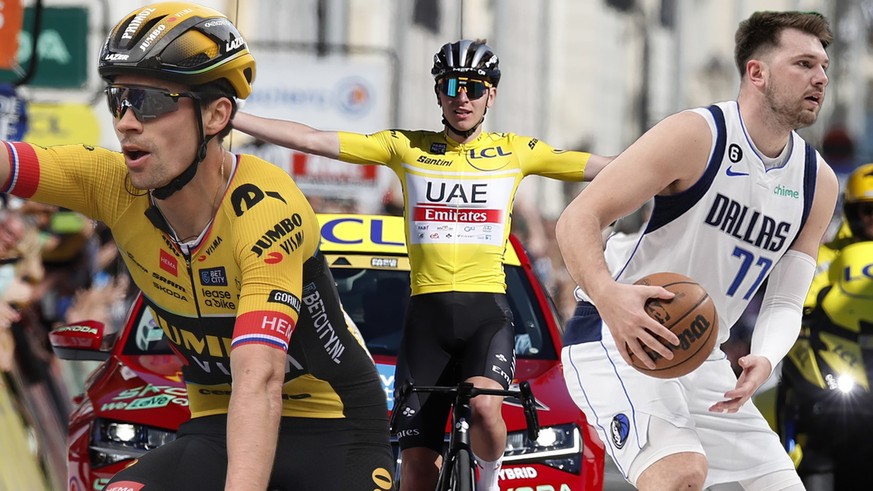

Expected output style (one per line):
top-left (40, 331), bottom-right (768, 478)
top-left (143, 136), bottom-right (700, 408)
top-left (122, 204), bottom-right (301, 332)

top-left (99, 2), bottom-right (255, 99)
top-left (431, 40), bottom-right (501, 86)
top-left (843, 163), bottom-right (873, 238)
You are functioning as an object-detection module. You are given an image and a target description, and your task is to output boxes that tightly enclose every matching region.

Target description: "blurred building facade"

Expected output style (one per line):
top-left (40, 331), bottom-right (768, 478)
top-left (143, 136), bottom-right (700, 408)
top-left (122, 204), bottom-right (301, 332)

top-left (11, 0), bottom-right (871, 214)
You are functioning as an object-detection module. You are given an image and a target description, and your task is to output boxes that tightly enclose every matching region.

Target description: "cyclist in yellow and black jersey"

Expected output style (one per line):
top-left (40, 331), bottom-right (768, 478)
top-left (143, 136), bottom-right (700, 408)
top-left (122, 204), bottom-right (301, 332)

top-left (235, 39), bottom-right (612, 491)
top-left (1, 3), bottom-right (393, 490)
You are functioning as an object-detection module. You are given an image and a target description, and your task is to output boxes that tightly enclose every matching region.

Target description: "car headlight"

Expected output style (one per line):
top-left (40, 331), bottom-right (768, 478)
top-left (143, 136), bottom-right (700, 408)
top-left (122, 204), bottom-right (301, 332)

top-left (90, 419), bottom-right (176, 467)
top-left (502, 423), bottom-right (582, 473)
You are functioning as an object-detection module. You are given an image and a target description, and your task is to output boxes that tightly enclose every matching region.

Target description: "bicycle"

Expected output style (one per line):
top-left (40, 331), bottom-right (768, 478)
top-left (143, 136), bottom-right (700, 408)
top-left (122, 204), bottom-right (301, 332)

top-left (389, 380), bottom-right (540, 491)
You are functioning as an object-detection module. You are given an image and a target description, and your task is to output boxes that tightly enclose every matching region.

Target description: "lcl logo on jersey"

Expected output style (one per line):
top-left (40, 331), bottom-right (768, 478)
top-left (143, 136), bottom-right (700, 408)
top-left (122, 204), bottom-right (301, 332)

top-left (468, 146), bottom-right (512, 159)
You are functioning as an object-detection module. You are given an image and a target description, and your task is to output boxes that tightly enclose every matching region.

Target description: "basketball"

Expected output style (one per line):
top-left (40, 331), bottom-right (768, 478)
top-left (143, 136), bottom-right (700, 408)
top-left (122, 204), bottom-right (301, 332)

top-left (628, 272), bottom-right (718, 379)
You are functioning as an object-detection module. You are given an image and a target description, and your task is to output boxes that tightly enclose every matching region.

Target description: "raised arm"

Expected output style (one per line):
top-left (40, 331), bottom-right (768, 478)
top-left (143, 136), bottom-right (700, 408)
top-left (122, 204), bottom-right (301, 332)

top-left (580, 153), bottom-right (615, 181)
top-left (555, 110), bottom-right (713, 366)
top-left (234, 112), bottom-right (342, 160)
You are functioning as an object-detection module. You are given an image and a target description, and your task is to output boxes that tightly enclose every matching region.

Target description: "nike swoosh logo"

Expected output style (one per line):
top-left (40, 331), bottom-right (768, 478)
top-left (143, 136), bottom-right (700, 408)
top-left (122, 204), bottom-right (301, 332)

top-left (725, 166), bottom-right (749, 177)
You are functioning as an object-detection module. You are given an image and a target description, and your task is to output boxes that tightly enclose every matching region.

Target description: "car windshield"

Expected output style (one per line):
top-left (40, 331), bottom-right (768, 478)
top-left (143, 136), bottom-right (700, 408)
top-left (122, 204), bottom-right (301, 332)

top-left (123, 300), bottom-right (173, 356)
top-left (331, 263), bottom-right (558, 360)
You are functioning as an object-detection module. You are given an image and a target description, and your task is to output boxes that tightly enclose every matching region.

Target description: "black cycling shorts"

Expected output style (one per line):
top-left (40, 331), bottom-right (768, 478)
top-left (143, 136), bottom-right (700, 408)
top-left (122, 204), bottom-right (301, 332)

top-left (105, 414), bottom-right (395, 490)
top-left (393, 291), bottom-right (515, 453)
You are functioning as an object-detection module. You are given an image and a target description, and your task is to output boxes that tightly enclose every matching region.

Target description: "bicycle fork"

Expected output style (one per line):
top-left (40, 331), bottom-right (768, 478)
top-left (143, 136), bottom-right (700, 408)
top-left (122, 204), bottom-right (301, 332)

top-left (436, 396), bottom-right (476, 490)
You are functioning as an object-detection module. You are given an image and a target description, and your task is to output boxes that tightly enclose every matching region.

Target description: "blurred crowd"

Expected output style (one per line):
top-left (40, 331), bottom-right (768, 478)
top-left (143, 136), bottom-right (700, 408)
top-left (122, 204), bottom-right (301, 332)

top-left (0, 194), bottom-right (135, 489)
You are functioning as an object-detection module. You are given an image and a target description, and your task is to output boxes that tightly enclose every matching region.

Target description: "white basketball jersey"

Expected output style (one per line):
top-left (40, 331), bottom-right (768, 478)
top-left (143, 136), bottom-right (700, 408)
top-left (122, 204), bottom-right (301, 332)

top-left (592, 101), bottom-right (818, 345)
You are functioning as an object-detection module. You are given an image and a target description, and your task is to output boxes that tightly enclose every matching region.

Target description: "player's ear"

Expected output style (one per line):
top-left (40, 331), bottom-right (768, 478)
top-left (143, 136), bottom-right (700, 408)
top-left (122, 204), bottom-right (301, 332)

top-left (745, 59), bottom-right (767, 88)
top-left (486, 86), bottom-right (497, 108)
top-left (204, 97), bottom-right (233, 137)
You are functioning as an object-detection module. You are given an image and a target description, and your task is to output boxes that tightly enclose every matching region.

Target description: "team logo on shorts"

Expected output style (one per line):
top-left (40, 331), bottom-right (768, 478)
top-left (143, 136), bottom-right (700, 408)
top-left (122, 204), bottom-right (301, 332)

top-left (610, 413), bottom-right (630, 449)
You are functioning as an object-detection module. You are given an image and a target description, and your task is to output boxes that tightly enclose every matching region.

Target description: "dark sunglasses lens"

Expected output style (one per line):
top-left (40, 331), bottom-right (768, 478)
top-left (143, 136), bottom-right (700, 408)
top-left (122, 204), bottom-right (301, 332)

top-left (860, 203), bottom-right (873, 216)
top-left (106, 87), bottom-right (181, 121)
top-left (466, 81), bottom-right (487, 100)
top-left (438, 78), bottom-right (488, 100)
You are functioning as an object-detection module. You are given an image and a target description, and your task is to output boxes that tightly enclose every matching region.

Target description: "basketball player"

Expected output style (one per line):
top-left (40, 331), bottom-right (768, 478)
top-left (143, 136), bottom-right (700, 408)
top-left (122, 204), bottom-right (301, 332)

top-left (557, 11), bottom-right (837, 491)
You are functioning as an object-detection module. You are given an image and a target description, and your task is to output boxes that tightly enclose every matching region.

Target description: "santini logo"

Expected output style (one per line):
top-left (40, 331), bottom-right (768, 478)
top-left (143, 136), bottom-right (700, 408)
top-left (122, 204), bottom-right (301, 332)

top-left (725, 165), bottom-right (749, 177)
top-left (774, 184), bottom-right (800, 199)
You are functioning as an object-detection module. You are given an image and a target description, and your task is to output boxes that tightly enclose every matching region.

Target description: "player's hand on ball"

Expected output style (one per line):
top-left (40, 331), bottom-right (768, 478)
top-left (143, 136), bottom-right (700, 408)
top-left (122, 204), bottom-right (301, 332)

top-left (597, 281), bottom-right (679, 369)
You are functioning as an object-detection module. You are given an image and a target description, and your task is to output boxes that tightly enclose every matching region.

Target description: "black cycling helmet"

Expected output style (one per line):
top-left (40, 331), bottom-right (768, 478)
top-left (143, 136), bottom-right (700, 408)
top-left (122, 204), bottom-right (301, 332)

top-left (431, 40), bottom-right (501, 86)
top-left (843, 163), bottom-right (873, 238)
top-left (99, 2), bottom-right (256, 99)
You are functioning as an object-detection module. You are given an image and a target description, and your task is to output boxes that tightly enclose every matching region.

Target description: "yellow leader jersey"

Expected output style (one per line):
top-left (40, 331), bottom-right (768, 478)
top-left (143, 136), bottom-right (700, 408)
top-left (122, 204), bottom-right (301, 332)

top-left (2, 142), bottom-right (387, 421)
top-left (339, 130), bottom-right (591, 295)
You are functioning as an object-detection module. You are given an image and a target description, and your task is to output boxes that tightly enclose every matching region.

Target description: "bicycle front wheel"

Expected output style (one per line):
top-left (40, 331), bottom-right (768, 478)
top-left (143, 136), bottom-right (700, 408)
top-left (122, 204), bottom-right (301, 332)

top-left (445, 448), bottom-right (474, 491)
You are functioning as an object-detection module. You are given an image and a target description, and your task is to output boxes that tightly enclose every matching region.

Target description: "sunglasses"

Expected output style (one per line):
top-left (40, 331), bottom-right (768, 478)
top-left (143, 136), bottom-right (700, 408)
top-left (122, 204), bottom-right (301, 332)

top-left (105, 85), bottom-right (200, 122)
top-left (437, 77), bottom-right (492, 100)
top-left (859, 202), bottom-right (873, 217)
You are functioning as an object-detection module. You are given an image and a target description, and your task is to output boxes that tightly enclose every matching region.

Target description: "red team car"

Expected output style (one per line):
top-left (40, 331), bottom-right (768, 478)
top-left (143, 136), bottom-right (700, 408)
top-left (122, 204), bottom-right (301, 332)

top-left (50, 214), bottom-right (605, 491)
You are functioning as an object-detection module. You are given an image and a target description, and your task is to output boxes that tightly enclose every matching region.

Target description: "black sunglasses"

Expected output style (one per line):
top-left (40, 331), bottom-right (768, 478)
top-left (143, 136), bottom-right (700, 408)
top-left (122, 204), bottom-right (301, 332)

top-left (105, 85), bottom-right (200, 122)
top-left (859, 202), bottom-right (873, 217)
top-left (437, 77), bottom-right (492, 100)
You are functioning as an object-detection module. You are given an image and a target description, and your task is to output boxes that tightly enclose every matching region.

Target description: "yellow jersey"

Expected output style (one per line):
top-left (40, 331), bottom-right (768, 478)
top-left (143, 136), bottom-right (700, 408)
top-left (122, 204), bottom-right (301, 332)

top-left (2, 142), bottom-right (387, 420)
top-left (338, 130), bottom-right (591, 295)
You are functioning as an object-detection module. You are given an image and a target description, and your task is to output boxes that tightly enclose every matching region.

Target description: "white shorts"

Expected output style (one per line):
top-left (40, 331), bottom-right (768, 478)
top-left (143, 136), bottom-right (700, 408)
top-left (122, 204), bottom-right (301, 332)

top-left (561, 307), bottom-right (795, 488)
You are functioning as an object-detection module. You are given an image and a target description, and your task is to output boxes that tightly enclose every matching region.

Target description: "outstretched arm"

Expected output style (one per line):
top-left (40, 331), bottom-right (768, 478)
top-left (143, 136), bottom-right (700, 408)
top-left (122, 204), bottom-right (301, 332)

top-left (581, 153), bottom-right (615, 181)
top-left (234, 112), bottom-right (342, 159)
top-left (0, 143), bottom-right (10, 190)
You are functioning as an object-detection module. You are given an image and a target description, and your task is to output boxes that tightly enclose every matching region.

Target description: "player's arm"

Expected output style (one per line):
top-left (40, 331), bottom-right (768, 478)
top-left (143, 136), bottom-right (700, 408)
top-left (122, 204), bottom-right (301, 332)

top-left (224, 197), bottom-right (318, 489)
top-left (0, 142), bottom-right (10, 188)
top-left (518, 137), bottom-right (614, 182)
top-left (713, 160), bottom-right (838, 413)
top-left (226, 344), bottom-right (286, 490)
top-left (555, 110), bottom-right (712, 367)
top-left (580, 153), bottom-right (614, 181)
top-left (234, 111), bottom-right (341, 159)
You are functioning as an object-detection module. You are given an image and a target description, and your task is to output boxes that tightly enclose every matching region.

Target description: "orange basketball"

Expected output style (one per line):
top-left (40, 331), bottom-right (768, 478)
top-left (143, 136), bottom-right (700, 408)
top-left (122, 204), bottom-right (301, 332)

top-left (628, 272), bottom-right (718, 379)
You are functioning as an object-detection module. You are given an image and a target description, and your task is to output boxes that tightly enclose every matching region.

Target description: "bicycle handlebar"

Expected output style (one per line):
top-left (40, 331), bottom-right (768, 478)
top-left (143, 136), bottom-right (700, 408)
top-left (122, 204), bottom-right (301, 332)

top-left (389, 380), bottom-right (540, 441)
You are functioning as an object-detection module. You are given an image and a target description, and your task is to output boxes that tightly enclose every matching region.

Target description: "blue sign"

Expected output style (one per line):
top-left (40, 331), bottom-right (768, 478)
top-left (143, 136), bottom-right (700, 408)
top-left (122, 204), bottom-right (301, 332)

top-left (0, 83), bottom-right (27, 141)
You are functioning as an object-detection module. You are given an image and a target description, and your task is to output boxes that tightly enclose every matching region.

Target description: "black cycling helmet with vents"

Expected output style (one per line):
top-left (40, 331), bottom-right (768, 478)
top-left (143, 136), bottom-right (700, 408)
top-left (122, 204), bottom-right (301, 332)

top-left (99, 2), bottom-right (256, 200)
top-left (431, 40), bottom-right (501, 86)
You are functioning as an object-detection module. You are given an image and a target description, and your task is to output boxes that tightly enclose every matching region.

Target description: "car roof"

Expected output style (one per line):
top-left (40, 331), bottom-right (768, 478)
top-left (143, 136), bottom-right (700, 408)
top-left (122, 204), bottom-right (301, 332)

top-left (317, 213), bottom-right (521, 266)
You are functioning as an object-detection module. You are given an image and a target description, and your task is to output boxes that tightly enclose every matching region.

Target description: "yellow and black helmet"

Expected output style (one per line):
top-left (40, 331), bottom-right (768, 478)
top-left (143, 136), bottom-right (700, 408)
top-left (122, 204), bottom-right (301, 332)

top-left (98, 2), bottom-right (255, 99)
top-left (843, 163), bottom-right (873, 237)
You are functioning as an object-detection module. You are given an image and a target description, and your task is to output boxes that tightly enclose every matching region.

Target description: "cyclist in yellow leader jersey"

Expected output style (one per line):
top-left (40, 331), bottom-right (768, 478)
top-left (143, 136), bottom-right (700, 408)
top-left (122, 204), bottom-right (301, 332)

top-left (234, 39), bottom-right (612, 491)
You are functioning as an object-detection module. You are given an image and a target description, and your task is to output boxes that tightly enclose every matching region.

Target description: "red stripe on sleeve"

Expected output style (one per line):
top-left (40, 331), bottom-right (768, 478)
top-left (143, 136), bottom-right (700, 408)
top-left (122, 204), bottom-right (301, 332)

top-left (3, 142), bottom-right (40, 197)
top-left (232, 310), bottom-right (296, 351)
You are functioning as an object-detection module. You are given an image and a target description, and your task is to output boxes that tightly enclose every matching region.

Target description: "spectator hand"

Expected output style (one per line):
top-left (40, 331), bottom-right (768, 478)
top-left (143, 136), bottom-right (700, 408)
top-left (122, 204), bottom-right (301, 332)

top-left (709, 354), bottom-right (771, 414)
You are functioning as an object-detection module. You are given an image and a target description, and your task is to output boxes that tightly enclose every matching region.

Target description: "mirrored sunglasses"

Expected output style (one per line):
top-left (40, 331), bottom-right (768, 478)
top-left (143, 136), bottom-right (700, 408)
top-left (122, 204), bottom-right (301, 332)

top-left (437, 77), bottom-right (491, 100)
top-left (105, 85), bottom-right (199, 122)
